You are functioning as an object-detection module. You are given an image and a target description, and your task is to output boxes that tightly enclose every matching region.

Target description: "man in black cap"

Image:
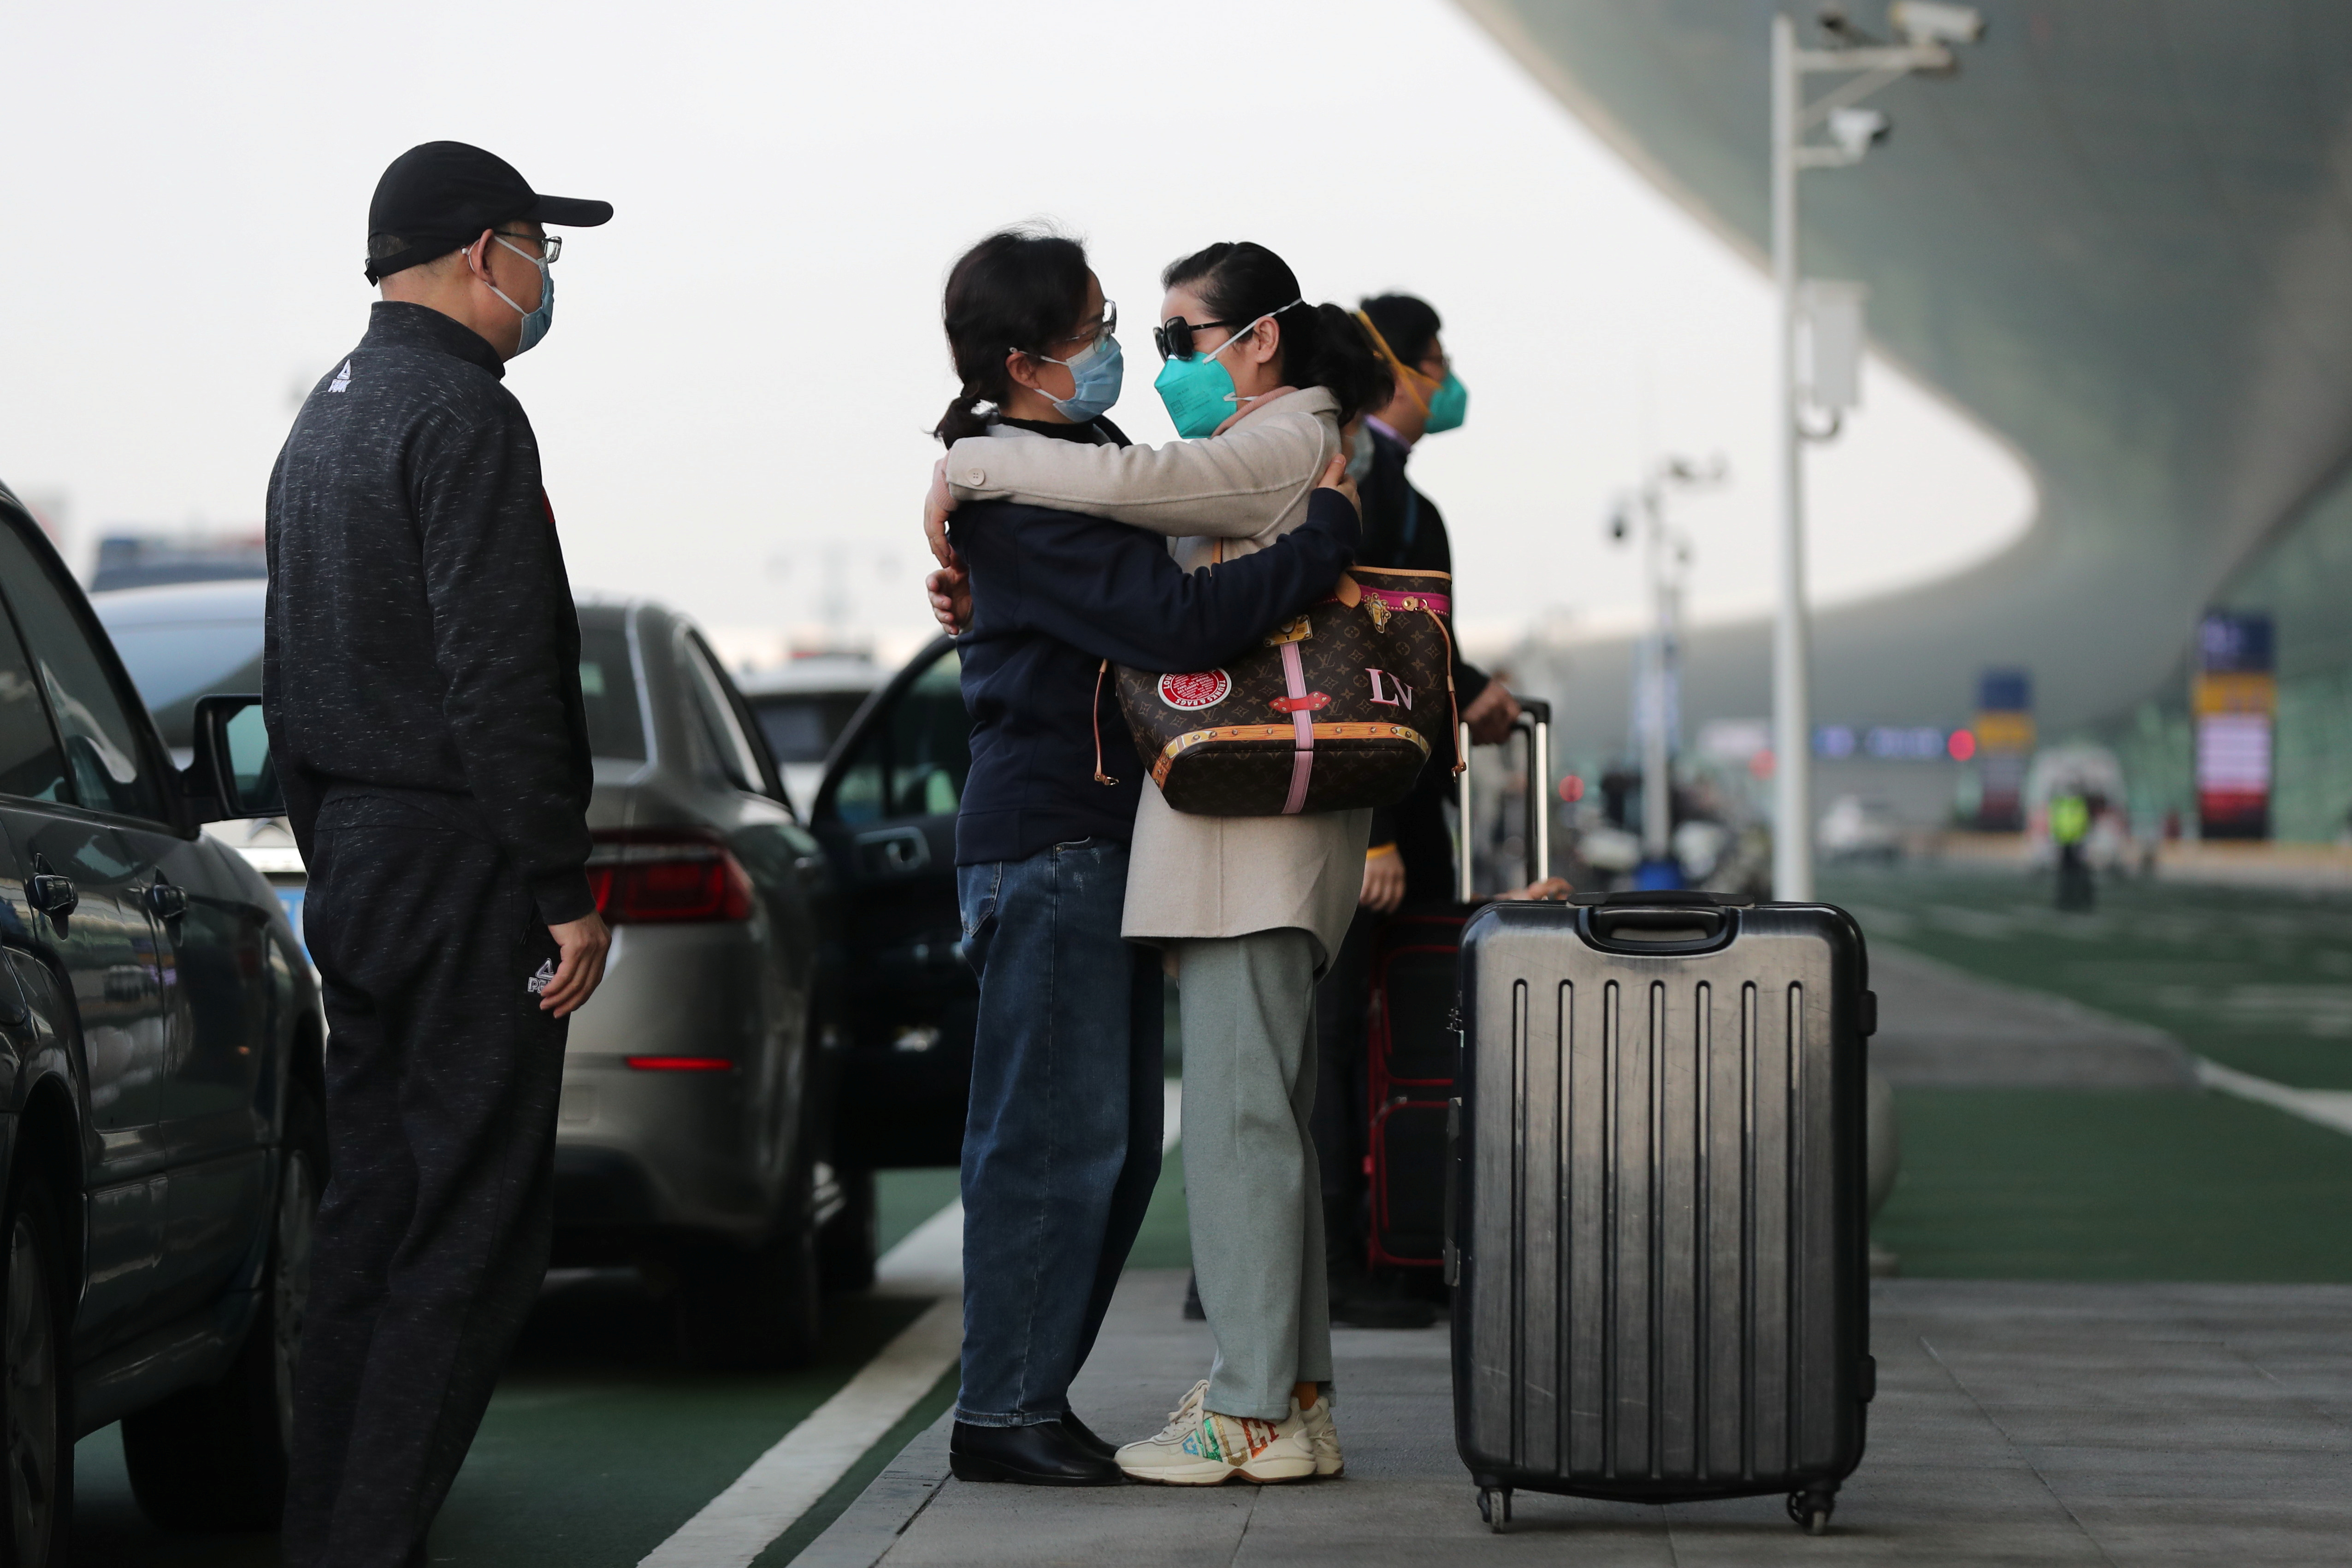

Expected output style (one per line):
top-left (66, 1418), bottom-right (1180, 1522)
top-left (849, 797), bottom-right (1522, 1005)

top-left (266, 140), bottom-right (614, 1568)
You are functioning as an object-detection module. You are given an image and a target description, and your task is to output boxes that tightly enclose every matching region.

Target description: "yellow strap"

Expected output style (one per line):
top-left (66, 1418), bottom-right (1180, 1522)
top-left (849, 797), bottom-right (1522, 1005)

top-left (1355, 310), bottom-right (1430, 418)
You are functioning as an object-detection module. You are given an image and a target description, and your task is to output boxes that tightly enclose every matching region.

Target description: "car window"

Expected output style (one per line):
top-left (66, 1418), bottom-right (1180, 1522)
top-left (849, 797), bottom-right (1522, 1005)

top-left (750, 692), bottom-right (871, 764)
top-left (103, 620), bottom-right (264, 715)
top-left (578, 625), bottom-right (648, 762)
top-left (100, 616), bottom-right (265, 749)
top-left (0, 524), bottom-right (167, 822)
top-left (827, 648), bottom-right (969, 826)
top-left (0, 606), bottom-right (67, 804)
top-left (681, 633), bottom-right (766, 795)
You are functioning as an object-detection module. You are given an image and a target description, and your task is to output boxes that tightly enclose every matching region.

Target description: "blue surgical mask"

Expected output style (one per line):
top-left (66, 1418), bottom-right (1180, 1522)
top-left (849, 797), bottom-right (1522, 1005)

top-left (1032, 331), bottom-right (1124, 422)
top-left (1152, 301), bottom-right (1300, 438)
top-left (490, 235), bottom-right (555, 354)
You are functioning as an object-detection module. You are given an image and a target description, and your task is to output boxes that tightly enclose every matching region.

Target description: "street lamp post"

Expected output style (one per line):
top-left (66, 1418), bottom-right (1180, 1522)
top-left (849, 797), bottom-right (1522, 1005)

top-left (1767, 3), bottom-right (1980, 900)
top-left (1613, 456), bottom-right (1726, 875)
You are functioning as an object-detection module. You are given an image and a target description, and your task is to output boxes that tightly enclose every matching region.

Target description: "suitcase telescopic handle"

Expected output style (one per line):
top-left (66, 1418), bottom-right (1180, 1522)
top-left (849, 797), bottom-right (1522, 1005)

top-left (1456, 698), bottom-right (1553, 904)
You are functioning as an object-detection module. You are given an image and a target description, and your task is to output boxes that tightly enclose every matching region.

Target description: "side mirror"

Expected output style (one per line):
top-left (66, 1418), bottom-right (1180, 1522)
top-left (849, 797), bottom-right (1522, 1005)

top-left (187, 694), bottom-right (285, 822)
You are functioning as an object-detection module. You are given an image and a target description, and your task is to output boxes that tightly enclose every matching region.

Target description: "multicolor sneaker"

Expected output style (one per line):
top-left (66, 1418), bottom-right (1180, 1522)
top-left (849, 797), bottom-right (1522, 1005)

top-left (1115, 1379), bottom-right (1319, 1485)
top-left (1299, 1394), bottom-right (1343, 1477)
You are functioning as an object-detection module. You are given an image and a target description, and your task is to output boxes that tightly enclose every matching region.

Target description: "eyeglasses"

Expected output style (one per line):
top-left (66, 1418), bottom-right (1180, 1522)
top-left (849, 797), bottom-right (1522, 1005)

top-left (1153, 315), bottom-right (1241, 363)
top-left (1045, 299), bottom-right (1117, 352)
top-left (491, 230), bottom-right (562, 263)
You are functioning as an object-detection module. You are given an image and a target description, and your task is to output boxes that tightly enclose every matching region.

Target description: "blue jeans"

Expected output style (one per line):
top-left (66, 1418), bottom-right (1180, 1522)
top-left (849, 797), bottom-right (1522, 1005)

top-left (955, 838), bottom-right (1164, 1427)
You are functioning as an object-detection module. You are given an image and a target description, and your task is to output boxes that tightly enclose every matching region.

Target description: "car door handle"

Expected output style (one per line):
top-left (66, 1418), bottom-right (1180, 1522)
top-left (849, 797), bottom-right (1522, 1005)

top-left (28, 874), bottom-right (76, 918)
top-left (854, 827), bottom-right (930, 877)
top-left (146, 881), bottom-right (189, 921)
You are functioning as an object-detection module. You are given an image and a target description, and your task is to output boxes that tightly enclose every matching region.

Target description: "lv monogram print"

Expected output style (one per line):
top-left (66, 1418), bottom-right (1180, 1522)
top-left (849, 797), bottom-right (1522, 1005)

top-left (1115, 566), bottom-right (1456, 817)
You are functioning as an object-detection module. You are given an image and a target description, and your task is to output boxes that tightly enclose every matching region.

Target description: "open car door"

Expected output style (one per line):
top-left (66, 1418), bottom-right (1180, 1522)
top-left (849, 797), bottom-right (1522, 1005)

top-left (809, 637), bottom-right (973, 1167)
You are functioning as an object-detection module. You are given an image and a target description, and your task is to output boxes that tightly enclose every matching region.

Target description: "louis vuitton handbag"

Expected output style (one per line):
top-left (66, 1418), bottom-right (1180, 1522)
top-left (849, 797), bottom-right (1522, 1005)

top-left (1099, 565), bottom-right (1458, 816)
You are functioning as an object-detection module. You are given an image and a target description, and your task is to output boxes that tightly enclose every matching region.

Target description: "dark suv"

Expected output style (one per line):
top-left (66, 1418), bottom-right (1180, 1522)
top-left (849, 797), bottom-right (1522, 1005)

top-left (0, 485), bottom-right (321, 1563)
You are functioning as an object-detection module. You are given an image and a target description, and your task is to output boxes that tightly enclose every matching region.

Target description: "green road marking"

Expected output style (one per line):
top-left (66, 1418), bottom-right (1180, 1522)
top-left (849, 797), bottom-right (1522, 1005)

top-left (432, 1285), bottom-right (934, 1564)
top-left (1875, 1087), bottom-right (2352, 1280)
top-left (74, 1167), bottom-right (967, 1566)
top-left (1824, 864), bottom-right (2352, 1089)
top-left (877, 1167), bottom-right (961, 1254)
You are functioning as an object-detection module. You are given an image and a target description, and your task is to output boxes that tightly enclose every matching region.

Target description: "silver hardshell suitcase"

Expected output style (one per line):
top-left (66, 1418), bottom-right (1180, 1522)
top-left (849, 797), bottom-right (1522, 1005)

top-left (1449, 892), bottom-right (1877, 1533)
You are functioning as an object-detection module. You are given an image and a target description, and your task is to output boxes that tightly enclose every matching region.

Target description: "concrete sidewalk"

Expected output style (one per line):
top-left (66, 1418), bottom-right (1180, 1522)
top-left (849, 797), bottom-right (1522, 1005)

top-left (798, 1269), bottom-right (2352, 1567)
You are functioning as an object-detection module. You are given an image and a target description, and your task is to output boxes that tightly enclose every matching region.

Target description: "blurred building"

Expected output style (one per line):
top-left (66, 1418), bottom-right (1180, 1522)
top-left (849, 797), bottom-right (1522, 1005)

top-left (1467, 0), bottom-right (2352, 840)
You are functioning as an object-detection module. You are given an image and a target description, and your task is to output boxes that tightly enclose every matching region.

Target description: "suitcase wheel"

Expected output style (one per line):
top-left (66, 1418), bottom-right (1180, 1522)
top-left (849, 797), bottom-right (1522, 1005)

top-left (1476, 1485), bottom-right (1513, 1532)
top-left (1786, 1484), bottom-right (1837, 1535)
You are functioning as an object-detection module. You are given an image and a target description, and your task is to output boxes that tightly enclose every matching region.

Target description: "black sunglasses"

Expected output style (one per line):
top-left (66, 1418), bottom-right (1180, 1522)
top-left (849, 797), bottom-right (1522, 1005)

top-left (1153, 316), bottom-right (1240, 363)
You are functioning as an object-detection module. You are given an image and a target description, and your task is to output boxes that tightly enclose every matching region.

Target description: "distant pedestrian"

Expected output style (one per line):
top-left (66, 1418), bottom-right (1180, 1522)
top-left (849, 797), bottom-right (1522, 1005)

top-left (265, 141), bottom-right (613, 1568)
top-left (2051, 788), bottom-right (2094, 910)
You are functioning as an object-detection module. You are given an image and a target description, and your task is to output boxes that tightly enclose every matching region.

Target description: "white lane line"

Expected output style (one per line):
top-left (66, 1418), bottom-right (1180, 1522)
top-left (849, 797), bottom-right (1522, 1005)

top-left (637, 1297), bottom-right (962, 1568)
top-left (638, 1078), bottom-right (1182, 1568)
top-left (2195, 1057), bottom-right (2352, 1137)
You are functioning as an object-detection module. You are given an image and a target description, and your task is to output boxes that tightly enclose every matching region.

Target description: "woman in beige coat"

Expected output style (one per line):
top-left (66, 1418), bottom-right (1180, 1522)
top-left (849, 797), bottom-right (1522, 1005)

top-left (927, 241), bottom-right (1395, 1484)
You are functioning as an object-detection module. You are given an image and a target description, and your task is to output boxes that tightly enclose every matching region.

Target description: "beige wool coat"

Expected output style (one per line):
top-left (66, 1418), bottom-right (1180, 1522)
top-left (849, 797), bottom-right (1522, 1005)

top-left (945, 387), bottom-right (1372, 964)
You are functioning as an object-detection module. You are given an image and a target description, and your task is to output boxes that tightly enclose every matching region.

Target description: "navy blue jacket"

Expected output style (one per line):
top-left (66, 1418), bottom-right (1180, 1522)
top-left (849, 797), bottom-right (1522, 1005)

top-left (949, 485), bottom-right (1359, 866)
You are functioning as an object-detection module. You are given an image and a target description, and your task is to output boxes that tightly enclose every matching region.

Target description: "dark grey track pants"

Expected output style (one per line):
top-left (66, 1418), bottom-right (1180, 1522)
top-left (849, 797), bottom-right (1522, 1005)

top-left (284, 799), bottom-right (568, 1568)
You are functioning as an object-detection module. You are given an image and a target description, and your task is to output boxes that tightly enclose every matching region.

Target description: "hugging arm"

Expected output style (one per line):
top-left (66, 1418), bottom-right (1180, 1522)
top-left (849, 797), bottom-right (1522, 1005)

top-left (941, 414), bottom-right (1329, 541)
top-left (1012, 487), bottom-right (1360, 673)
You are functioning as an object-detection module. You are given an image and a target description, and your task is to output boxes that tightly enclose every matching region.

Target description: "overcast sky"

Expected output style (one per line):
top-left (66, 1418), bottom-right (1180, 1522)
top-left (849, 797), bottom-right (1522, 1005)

top-left (0, 0), bottom-right (2033, 664)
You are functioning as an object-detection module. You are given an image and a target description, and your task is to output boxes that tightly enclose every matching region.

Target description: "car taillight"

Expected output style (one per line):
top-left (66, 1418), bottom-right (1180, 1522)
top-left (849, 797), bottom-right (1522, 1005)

top-left (624, 1055), bottom-right (735, 1072)
top-left (587, 837), bottom-right (754, 923)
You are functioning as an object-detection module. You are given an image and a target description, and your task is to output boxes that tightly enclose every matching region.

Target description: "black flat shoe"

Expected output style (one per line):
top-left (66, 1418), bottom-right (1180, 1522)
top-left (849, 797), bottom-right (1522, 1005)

top-left (950, 1420), bottom-right (1124, 1486)
top-left (1059, 1411), bottom-right (1116, 1460)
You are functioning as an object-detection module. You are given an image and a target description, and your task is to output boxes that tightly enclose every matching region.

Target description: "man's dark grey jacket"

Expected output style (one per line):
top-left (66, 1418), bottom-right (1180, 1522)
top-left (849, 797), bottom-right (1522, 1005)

top-left (265, 301), bottom-right (594, 925)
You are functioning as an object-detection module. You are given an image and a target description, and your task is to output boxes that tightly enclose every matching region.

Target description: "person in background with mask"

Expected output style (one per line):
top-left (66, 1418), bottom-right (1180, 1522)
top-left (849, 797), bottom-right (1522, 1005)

top-left (266, 141), bottom-right (611, 1567)
top-left (1311, 292), bottom-right (1521, 1331)
top-left (929, 229), bottom-right (1364, 1487)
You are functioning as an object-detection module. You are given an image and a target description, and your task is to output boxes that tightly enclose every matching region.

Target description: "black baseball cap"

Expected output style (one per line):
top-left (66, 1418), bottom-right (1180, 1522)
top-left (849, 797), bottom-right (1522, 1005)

top-left (365, 141), bottom-right (613, 284)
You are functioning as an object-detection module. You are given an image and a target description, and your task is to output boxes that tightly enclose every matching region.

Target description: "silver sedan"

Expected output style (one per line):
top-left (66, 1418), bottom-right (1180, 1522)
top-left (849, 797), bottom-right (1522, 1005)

top-left (94, 584), bottom-right (884, 1367)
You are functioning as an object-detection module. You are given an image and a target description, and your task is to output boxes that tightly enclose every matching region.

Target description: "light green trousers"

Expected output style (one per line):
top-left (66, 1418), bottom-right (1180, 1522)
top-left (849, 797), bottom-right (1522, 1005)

top-left (1174, 928), bottom-right (1334, 1420)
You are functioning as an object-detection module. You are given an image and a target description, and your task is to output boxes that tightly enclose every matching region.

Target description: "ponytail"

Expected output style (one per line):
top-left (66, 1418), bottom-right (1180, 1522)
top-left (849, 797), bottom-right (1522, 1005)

top-left (1293, 302), bottom-right (1392, 426)
top-left (936, 383), bottom-right (996, 444)
top-left (1160, 242), bottom-right (1395, 424)
top-left (934, 227), bottom-right (1092, 445)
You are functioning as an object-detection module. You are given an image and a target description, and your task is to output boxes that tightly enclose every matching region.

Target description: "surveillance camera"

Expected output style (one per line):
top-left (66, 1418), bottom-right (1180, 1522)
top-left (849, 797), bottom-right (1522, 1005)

top-left (1828, 106), bottom-right (1891, 158)
top-left (1816, 4), bottom-right (1876, 45)
top-left (1888, 1), bottom-right (1984, 46)
top-left (1607, 506), bottom-right (1630, 543)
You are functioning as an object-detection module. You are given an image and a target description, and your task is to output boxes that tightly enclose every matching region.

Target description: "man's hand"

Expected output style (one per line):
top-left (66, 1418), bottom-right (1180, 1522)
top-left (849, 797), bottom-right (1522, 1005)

top-left (924, 457), bottom-right (957, 568)
top-left (540, 911), bottom-right (611, 1017)
top-left (927, 562), bottom-right (971, 635)
top-left (1462, 679), bottom-right (1522, 746)
top-left (1359, 846), bottom-right (1405, 913)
